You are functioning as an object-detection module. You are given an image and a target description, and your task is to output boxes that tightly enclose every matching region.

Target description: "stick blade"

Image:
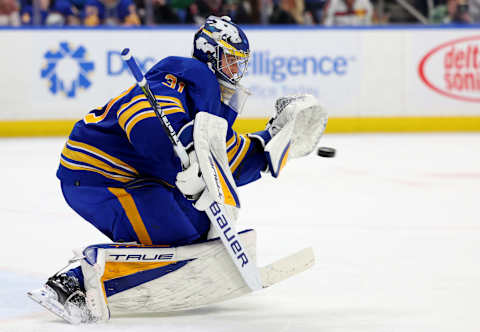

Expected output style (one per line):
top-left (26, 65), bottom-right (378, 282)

top-left (260, 247), bottom-right (315, 288)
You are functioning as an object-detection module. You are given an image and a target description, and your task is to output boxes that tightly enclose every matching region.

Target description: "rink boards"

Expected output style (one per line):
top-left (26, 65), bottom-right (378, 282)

top-left (1, 26), bottom-right (480, 135)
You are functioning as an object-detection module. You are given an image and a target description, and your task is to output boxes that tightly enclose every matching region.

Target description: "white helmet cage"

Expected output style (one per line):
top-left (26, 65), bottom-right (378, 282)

top-left (215, 45), bottom-right (249, 85)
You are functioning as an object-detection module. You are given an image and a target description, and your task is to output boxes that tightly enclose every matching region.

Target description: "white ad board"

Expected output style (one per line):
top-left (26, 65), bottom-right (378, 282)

top-left (1, 27), bottom-right (480, 122)
top-left (0, 28), bottom-right (363, 120)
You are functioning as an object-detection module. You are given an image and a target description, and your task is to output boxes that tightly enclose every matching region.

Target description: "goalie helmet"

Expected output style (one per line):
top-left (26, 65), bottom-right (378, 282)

top-left (192, 15), bottom-right (250, 86)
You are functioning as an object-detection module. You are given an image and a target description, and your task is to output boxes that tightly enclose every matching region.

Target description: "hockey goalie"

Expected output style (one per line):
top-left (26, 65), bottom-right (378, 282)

top-left (28, 15), bottom-right (328, 324)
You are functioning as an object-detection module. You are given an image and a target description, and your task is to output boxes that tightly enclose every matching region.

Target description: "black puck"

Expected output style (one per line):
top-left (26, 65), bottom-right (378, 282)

top-left (317, 147), bottom-right (336, 158)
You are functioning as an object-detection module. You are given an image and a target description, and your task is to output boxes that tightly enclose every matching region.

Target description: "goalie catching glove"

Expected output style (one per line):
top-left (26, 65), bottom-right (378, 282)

top-left (263, 94), bottom-right (328, 177)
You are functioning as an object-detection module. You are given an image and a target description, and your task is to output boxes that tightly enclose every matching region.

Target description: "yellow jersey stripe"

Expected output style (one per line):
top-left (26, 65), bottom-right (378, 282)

top-left (125, 111), bottom-right (157, 141)
top-left (226, 132), bottom-right (237, 150)
top-left (161, 104), bottom-right (183, 111)
top-left (108, 187), bottom-right (153, 245)
top-left (231, 135), bottom-right (251, 173)
top-left (154, 95), bottom-right (183, 107)
top-left (162, 107), bottom-right (184, 115)
top-left (60, 158), bottom-right (133, 183)
top-left (67, 139), bottom-right (138, 175)
top-left (227, 133), bottom-right (241, 161)
top-left (62, 145), bottom-right (135, 178)
top-left (118, 101), bottom-right (152, 130)
top-left (117, 94), bottom-right (146, 118)
top-left (117, 94), bottom-right (179, 118)
top-left (119, 102), bottom-right (185, 130)
top-left (84, 85), bottom-right (135, 124)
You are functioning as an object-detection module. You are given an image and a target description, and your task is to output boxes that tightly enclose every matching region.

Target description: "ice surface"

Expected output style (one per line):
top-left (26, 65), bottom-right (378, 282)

top-left (1, 134), bottom-right (479, 332)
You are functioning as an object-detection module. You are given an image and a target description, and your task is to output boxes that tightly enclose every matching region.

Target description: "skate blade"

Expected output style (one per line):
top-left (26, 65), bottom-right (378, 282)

top-left (27, 287), bottom-right (83, 324)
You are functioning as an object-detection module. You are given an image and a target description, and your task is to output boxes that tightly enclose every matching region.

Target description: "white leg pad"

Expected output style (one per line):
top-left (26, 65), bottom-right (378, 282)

top-left (107, 230), bottom-right (257, 314)
top-left (74, 229), bottom-right (314, 318)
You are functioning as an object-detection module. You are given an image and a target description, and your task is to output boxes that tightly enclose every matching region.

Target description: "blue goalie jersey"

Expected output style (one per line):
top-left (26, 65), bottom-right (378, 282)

top-left (57, 56), bottom-right (270, 190)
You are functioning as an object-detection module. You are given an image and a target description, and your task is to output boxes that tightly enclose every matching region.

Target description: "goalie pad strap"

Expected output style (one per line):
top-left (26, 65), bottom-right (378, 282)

top-left (193, 112), bottom-right (240, 208)
top-left (79, 249), bottom-right (110, 322)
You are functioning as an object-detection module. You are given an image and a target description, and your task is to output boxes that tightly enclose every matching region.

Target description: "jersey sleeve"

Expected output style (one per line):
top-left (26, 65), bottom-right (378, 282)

top-left (226, 126), bottom-right (272, 186)
top-left (116, 86), bottom-right (193, 168)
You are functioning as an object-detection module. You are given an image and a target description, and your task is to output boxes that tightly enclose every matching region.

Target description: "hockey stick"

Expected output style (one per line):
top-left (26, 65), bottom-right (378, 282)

top-left (121, 49), bottom-right (263, 291)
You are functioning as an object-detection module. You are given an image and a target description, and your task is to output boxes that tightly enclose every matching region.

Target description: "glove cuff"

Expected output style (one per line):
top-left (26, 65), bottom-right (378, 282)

top-left (247, 129), bottom-right (272, 149)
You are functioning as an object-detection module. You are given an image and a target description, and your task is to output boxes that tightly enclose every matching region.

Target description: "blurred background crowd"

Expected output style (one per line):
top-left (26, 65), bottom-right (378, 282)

top-left (0, 0), bottom-right (478, 27)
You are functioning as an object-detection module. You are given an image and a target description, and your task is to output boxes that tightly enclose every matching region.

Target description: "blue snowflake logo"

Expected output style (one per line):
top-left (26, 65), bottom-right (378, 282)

top-left (40, 42), bottom-right (95, 98)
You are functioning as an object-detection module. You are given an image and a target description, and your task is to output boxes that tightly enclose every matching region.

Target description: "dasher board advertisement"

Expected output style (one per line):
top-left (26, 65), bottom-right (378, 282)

top-left (0, 28), bottom-right (362, 120)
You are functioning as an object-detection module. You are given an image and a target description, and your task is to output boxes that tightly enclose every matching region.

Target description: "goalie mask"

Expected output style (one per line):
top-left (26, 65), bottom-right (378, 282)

top-left (193, 15), bottom-right (250, 86)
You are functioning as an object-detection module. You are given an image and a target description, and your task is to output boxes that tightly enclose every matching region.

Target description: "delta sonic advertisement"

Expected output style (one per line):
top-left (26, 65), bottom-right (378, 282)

top-left (411, 31), bottom-right (480, 114)
top-left (24, 29), bottom-right (362, 120)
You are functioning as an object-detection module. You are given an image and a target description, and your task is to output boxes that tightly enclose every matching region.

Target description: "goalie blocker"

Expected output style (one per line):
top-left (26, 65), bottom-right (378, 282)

top-left (28, 230), bottom-right (314, 323)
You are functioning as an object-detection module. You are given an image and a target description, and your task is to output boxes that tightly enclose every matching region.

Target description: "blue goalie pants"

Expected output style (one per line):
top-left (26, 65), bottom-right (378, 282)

top-left (60, 181), bottom-right (211, 289)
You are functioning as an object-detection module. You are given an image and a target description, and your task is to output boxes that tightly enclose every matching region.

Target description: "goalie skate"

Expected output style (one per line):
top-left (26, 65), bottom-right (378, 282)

top-left (27, 274), bottom-right (94, 324)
